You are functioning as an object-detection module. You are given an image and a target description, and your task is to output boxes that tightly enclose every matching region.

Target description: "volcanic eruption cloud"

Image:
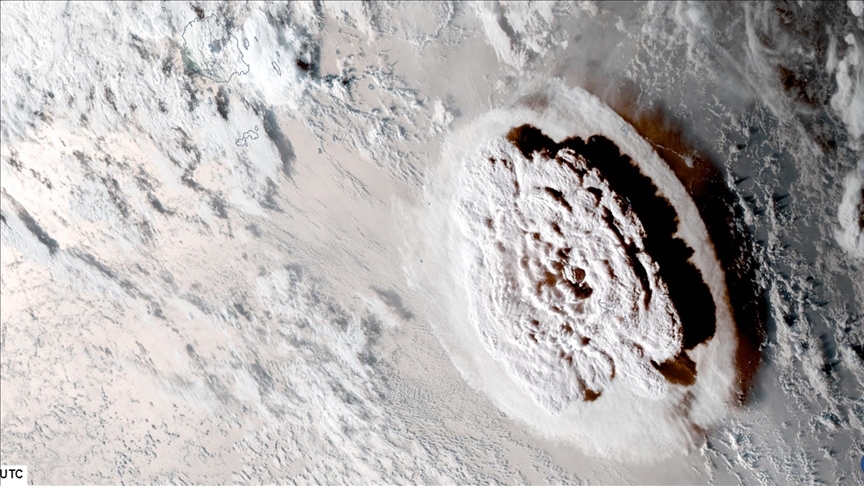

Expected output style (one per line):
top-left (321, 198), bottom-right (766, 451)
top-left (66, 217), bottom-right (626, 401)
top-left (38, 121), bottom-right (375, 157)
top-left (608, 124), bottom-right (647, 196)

top-left (405, 83), bottom-right (761, 462)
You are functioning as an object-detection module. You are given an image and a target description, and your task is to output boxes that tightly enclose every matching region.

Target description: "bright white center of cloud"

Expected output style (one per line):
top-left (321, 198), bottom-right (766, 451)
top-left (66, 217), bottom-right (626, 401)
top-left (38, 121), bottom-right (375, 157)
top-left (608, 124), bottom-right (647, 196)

top-left (456, 139), bottom-right (682, 412)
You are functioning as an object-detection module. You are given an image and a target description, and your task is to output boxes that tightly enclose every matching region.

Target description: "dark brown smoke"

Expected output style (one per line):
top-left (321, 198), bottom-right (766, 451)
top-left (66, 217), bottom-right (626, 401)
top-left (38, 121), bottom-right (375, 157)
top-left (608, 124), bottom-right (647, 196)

top-left (585, 82), bottom-right (767, 403)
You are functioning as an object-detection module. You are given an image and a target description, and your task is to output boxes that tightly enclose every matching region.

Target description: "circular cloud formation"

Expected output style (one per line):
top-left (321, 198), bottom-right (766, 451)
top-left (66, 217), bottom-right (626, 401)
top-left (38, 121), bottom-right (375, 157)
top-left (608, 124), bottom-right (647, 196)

top-left (455, 125), bottom-right (719, 414)
top-left (405, 82), bottom-right (753, 462)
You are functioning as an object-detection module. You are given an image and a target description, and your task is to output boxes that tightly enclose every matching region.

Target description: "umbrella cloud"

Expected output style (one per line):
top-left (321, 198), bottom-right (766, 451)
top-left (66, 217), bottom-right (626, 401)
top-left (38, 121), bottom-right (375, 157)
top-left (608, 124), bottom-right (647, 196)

top-left (406, 83), bottom-right (762, 461)
top-left (454, 125), bottom-right (717, 413)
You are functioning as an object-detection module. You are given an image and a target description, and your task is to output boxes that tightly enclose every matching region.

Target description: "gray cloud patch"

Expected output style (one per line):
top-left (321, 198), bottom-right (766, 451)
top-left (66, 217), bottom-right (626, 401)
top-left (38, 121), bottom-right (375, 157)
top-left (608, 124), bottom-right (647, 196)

top-left (3, 192), bottom-right (59, 255)
top-left (371, 287), bottom-right (414, 320)
top-left (260, 106), bottom-right (296, 178)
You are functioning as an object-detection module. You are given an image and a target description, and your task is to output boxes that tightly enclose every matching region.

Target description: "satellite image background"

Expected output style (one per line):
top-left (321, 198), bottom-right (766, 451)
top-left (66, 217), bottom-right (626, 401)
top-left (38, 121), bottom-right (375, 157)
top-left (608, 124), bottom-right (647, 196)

top-left (1, 2), bottom-right (863, 484)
